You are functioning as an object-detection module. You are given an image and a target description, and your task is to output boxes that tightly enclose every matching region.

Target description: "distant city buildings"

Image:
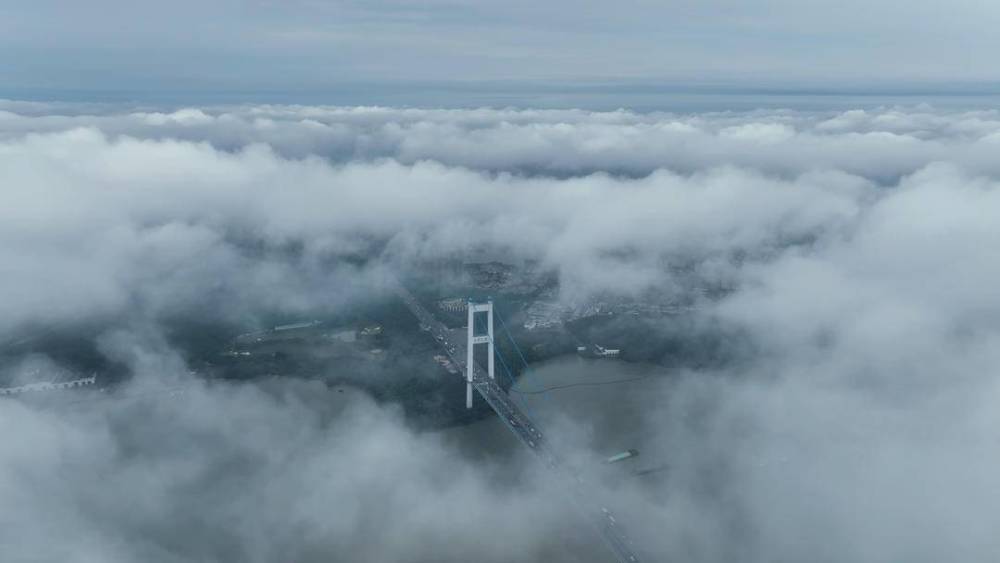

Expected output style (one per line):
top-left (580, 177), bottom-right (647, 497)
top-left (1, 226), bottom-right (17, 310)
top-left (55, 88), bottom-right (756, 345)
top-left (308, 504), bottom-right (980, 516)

top-left (359, 324), bottom-right (383, 339)
top-left (0, 375), bottom-right (97, 396)
top-left (595, 345), bottom-right (620, 358)
top-left (437, 298), bottom-right (466, 313)
top-left (576, 344), bottom-right (621, 359)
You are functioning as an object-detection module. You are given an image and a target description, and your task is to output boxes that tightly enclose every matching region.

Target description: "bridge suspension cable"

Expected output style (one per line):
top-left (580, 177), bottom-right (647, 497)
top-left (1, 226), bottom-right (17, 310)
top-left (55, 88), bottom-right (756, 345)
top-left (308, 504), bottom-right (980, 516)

top-left (493, 306), bottom-right (530, 370)
top-left (490, 305), bottom-right (554, 404)
top-left (476, 303), bottom-right (554, 418)
top-left (475, 309), bottom-right (519, 388)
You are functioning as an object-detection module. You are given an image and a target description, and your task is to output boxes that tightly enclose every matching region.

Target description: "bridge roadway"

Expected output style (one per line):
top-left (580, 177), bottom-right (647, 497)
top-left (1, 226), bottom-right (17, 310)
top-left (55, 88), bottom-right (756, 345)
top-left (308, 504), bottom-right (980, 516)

top-left (393, 284), bottom-right (643, 563)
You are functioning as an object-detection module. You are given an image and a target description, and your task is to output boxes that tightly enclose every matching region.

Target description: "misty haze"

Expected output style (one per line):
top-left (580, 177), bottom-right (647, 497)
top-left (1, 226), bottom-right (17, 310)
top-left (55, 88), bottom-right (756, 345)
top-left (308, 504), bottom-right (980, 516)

top-left (3, 2), bottom-right (1000, 563)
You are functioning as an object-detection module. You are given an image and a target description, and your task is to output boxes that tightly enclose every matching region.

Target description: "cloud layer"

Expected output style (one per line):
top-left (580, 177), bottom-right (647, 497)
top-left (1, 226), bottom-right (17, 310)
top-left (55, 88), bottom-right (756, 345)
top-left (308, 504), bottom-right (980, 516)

top-left (2, 102), bottom-right (1000, 561)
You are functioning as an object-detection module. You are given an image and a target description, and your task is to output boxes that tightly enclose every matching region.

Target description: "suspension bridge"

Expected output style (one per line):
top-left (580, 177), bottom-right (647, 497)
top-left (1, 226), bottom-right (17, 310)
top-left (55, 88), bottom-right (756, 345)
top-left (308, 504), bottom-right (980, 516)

top-left (392, 282), bottom-right (644, 563)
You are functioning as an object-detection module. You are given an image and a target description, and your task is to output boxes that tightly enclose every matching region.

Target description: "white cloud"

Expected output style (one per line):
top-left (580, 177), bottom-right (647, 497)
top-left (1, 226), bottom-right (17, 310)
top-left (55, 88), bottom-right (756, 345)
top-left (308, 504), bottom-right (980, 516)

top-left (3, 103), bottom-right (1000, 561)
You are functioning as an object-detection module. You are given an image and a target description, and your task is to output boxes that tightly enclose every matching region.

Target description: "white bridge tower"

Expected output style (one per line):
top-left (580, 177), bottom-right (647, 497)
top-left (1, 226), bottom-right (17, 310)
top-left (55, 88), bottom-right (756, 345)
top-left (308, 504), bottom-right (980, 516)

top-left (466, 300), bottom-right (495, 409)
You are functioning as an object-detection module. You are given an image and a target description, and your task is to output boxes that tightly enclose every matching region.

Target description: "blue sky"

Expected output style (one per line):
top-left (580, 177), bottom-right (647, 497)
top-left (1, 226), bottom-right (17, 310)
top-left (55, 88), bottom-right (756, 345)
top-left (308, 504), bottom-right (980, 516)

top-left (2, 0), bottom-right (1000, 106)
